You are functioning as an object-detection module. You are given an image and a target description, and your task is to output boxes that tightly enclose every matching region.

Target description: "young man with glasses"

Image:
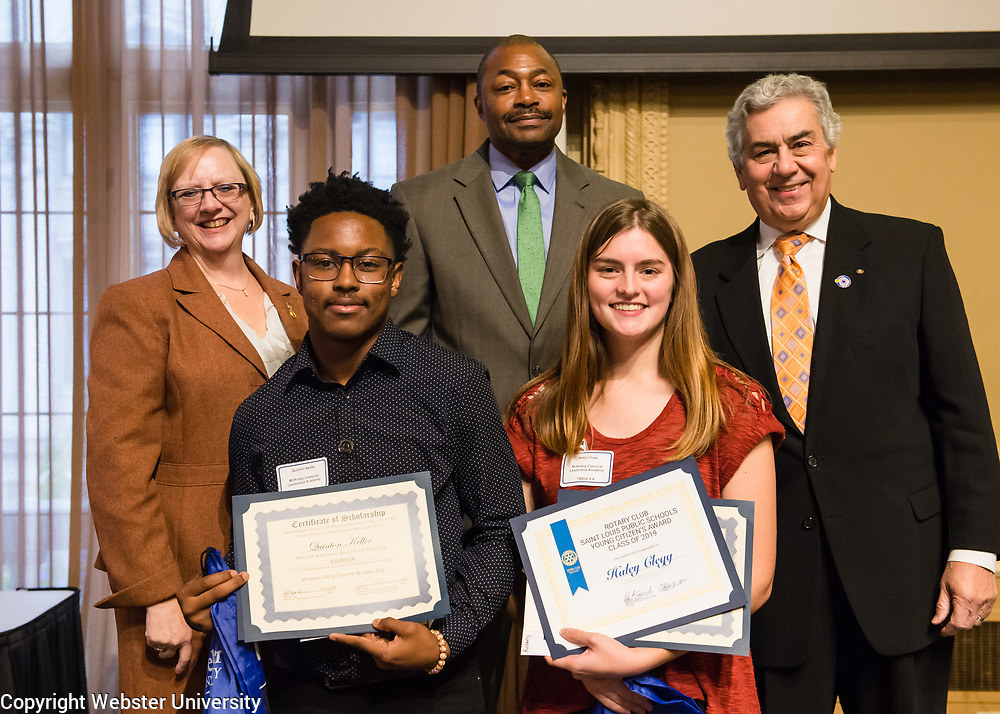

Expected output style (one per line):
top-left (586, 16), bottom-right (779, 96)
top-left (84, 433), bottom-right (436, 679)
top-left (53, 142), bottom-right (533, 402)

top-left (179, 171), bottom-right (524, 714)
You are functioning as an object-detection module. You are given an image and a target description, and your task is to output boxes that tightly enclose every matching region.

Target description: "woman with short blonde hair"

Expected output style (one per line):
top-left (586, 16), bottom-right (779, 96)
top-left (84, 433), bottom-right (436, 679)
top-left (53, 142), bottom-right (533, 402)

top-left (87, 136), bottom-right (306, 708)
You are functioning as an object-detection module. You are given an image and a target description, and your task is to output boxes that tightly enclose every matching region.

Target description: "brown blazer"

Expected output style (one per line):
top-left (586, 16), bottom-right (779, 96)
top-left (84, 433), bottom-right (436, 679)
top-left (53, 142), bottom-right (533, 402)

top-left (86, 247), bottom-right (305, 698)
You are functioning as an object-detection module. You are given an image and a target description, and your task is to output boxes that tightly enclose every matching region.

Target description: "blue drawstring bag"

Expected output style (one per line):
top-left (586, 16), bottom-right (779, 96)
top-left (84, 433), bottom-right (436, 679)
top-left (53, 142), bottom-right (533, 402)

top-left (201, 547), bottom-right (269, 714)
top-left (590, 675), bottom-right (704, 714)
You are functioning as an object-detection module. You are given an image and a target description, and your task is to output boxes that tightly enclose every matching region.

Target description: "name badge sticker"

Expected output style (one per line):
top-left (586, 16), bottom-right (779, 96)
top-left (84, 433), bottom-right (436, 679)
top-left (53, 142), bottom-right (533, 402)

top-left (560, 450), bottom-right (614, 488)
top-left (276, 457), bottom-right (329, 492)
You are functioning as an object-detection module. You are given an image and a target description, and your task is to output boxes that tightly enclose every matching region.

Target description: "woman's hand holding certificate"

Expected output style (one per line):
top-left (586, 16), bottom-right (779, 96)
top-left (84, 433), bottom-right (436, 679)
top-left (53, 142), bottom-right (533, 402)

top-left (548, 627), bottom-right (681, 677)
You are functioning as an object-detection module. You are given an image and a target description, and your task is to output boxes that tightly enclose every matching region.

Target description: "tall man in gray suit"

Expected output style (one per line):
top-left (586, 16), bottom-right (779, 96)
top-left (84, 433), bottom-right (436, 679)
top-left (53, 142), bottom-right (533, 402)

top-left (390, 35), bottom-right (642, 407)
top-left (692, 73), bottom-right (999, 714)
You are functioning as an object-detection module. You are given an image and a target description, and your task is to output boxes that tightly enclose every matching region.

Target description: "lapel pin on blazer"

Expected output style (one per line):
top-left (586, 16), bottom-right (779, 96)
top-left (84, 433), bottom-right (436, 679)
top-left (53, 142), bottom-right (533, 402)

top-left (835, 275), bottom-right (852, 288)
top-left (286, 302), bottom-right (297, 319)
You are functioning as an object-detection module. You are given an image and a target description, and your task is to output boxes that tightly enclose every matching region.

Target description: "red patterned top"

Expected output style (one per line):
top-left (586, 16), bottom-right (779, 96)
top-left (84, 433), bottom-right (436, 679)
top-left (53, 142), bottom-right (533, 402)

top-left (506, 366), bottom-right (783, 714)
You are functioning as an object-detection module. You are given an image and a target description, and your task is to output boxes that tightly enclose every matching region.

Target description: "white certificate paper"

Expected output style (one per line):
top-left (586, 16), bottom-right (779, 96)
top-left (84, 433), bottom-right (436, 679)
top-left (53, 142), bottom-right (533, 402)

top-left (620, 499), bottom-right (752, 655)
top-left (511, 457), bottom-right (744, 658)
top-left (233, 472), bottom-right (450, 642)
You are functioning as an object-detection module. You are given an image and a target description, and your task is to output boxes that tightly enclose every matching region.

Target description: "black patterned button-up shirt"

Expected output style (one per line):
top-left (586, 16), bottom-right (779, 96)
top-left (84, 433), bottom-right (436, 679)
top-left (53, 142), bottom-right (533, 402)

top-left (227, 320), bottom-right (525, 685)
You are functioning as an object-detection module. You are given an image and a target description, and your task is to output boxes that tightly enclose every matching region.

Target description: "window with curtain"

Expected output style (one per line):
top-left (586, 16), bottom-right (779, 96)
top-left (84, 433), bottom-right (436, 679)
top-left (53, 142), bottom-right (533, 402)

top-left (3, 0), bottom-right (400, 615)
top-left (1, 0), bottom-right (75, 591)
top-left (6, 0), bottom-right (478, 699)
top-left (127, 3), bottom-right (398, 283)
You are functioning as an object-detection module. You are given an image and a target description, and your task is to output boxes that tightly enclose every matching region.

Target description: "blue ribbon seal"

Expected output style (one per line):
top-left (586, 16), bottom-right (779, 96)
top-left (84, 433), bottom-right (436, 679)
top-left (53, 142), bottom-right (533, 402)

top-left (551, 519), bottom-right (588, 594)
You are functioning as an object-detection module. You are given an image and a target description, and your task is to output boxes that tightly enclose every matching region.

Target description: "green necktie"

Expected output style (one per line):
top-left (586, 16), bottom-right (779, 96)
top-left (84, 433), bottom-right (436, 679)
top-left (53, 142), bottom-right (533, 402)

top-left (514, 170), bottom-right (545, 323)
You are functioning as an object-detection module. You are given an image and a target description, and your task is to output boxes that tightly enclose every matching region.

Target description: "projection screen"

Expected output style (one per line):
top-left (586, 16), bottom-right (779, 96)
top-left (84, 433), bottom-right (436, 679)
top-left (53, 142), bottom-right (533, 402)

top-left (209, 0), bottom-right (1000, 74)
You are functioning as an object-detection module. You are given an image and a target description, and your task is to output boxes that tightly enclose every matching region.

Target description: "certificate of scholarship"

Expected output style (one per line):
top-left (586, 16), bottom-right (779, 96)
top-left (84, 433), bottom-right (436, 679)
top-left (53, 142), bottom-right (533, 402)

top-left (233, 472), bottom-right (450, 642)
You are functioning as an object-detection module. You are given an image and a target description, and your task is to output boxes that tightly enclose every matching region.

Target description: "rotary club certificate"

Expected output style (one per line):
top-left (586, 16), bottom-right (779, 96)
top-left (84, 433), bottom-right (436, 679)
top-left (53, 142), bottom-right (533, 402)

top-left (521, 498), bottom-right (754, 657)
top-left (512, 457), bottom-right (744, 658)
top-left (233, 472), bottom-right (450, 642)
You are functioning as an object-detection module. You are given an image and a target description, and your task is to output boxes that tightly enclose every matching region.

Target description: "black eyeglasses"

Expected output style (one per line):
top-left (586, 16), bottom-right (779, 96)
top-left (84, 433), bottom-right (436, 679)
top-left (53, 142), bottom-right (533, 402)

top-left (169, 182), bottom-right (247, 206)
top-left (298, 252), bottom-right (396, 284)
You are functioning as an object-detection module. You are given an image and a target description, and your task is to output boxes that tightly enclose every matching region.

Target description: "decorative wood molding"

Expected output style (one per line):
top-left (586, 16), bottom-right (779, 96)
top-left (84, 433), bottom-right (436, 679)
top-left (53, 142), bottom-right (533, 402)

top-left (586, 77), bottom-right (670, 205)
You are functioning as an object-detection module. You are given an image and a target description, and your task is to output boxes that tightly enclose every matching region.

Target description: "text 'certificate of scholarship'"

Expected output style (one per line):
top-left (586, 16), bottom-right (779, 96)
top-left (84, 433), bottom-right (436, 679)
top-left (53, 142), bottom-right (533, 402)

top-left (511, 456), bottom-right (744, 658)
top-left (233, 472), bottom-right (450, 642)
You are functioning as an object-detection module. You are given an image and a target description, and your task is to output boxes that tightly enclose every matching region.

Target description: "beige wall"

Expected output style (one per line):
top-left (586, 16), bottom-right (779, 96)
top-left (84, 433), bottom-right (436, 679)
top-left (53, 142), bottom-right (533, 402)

top-left (663, 75), bottom-right (1000, 438)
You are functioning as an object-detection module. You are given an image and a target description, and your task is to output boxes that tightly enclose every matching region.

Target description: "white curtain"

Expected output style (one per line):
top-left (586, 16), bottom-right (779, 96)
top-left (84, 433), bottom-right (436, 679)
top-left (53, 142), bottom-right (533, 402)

top-left (0, 0), bottom-right (78, 597)
top-left (2, 0), bottom-right (401, 706)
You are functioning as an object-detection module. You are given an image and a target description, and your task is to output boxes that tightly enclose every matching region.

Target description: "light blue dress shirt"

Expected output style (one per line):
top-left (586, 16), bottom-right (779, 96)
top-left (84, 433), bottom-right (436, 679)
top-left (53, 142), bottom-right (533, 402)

top-left (488, 145), bottom-right (557, 268)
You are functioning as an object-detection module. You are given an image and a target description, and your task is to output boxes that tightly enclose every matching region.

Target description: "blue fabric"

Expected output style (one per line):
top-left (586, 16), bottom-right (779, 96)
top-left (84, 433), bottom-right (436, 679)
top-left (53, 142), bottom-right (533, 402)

top-left (202, 547), bottom-right (269, 714)
top-left (590, 675), bottom-right (704, 714)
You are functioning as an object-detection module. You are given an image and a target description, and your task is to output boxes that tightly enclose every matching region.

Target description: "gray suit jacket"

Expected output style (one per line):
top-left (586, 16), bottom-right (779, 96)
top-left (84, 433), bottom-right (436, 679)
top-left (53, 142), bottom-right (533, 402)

top-left (390, 141), bottom-right (642, 406)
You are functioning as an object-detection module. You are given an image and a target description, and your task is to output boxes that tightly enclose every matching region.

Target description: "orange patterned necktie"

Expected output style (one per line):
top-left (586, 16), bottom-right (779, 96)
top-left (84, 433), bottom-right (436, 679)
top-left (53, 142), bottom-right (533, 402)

top-left (771, 233), bottom-right (813, 431)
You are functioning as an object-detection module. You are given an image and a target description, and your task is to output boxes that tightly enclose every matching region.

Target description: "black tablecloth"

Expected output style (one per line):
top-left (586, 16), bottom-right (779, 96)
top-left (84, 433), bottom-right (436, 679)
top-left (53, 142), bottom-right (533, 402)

top-left (0, 588), bottom-right (88, 696)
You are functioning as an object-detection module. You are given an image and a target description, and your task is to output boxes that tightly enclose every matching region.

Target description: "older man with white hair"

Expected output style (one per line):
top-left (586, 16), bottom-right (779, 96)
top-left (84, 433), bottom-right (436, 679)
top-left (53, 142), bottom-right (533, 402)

top-left (693, 73), bottom-right (1000, 714)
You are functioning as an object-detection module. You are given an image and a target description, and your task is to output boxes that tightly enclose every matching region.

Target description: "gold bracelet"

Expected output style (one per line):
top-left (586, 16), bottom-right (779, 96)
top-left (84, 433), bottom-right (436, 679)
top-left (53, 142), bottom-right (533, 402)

top-left (427, 628), bottom-right (448, 675)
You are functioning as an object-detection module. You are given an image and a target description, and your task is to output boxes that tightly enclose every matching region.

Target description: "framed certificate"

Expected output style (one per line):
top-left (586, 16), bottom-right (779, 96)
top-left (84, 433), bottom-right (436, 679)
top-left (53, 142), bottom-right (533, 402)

top-left (622, 499), bottom-right (753, 655)
top-left (233, 472), bottom-right (450, 642)
top-left (512, 457), bottom-right (744, 658)
top-left (521, 499), bottom-right (753, 657)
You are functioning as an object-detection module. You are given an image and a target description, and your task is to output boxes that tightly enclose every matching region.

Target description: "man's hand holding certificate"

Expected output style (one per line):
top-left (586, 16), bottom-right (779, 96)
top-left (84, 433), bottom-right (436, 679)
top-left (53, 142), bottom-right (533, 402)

top-left (232, 472), bottom-right (450, 642)
top-left (512, 457), bottom-right (745, 658)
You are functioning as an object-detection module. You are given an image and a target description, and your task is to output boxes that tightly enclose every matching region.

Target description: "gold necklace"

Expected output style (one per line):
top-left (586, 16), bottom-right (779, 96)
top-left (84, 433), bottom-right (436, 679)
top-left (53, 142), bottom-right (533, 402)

top-left (211, 272), bottom-right (251, 297)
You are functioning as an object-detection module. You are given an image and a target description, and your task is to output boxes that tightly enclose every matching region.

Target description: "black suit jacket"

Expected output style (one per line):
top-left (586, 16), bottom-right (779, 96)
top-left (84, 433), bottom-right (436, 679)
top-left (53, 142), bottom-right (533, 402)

top-left (692, 198), bottom-right (1000, 665)
top-left (390, 141), bottom-right (642, 407)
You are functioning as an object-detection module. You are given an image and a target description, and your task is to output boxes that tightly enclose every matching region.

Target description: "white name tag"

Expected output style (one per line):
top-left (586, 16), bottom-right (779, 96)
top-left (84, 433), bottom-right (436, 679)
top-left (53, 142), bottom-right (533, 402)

top-left (276, 457), bottom-right (328, 492)
top-left (560, 450), bottom-right (614, 488)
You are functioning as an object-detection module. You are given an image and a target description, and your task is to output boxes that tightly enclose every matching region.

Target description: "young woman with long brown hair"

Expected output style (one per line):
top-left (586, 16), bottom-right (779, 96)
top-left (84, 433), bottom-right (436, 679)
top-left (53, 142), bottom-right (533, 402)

top-left (507, 198), bottom-right (781, 714)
